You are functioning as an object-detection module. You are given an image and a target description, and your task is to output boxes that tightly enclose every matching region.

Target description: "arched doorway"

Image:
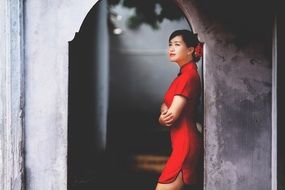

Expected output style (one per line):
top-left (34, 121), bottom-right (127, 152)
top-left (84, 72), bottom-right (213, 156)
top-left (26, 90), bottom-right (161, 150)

top-left (4, 0), bottom-right (276, 189)
top-left (68, 0), bottom-right (204, 189)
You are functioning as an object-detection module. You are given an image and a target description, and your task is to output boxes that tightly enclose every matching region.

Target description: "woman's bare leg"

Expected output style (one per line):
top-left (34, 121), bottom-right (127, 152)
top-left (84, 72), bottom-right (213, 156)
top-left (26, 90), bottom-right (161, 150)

top-left (155, 172), bottom-right (184, 190)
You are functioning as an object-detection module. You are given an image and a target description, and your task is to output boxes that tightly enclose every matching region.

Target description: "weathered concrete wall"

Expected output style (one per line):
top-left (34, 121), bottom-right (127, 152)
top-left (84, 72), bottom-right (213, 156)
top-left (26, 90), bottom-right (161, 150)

top-left (0, 0), bottom-right (25, 189)
top-left (176, 0), bottom-right (274, 189)
top-left (24, 0), bottom-right (96, 189)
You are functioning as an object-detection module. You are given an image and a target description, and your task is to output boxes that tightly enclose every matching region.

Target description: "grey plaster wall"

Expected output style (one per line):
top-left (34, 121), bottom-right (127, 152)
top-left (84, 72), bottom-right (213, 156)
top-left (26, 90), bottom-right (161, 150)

top-left (176, 0), bottom-right (274, 189)
top-left (24, 0), bottom-right (96, 189)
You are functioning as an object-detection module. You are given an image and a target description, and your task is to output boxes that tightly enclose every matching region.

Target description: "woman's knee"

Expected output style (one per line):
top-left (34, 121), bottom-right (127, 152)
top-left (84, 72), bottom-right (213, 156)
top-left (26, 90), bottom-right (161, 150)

top-left (155, 172), bottom-right (184, 190)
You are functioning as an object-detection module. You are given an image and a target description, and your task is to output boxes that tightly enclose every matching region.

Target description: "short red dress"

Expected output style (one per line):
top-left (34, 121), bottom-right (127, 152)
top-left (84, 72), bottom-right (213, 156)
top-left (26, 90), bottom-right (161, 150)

top-left (158, 61), bottom-right (202, 185)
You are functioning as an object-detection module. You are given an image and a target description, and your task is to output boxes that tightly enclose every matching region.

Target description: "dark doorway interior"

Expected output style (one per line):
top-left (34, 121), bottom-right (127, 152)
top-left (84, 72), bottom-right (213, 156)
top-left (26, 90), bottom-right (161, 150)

top-left (68, 10), bottom-right (98, 190)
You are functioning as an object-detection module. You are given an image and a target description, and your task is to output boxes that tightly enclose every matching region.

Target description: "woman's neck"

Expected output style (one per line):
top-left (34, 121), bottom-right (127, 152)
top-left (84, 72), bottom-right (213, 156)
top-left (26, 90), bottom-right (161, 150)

top-left (177, 58), bottom-right (193, 68)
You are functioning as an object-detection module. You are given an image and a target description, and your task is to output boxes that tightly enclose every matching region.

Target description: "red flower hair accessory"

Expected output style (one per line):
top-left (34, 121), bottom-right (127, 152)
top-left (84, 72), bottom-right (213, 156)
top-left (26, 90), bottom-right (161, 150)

top-left (194, 43), bottom-right (203, 58)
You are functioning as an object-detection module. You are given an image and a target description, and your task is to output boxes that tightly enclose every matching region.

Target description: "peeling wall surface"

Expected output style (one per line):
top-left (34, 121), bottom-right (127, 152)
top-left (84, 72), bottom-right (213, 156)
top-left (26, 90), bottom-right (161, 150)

top-left (176, 0), bottom-right (274, 189)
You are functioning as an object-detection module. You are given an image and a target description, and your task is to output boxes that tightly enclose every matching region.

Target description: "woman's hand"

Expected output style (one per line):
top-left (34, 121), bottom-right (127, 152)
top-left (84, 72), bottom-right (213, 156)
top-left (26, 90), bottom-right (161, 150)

top-left (159, 111), bottom-right (175, 127)
top-left (159, 103), bottom-right (173, 127)
top-left (158, 96), bottom-right (187, 127)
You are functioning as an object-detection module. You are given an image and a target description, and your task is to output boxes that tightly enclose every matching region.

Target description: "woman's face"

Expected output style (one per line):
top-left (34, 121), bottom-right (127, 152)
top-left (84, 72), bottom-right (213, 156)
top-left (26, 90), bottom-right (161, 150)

top-left (168, 35), bottom-right (193, 64)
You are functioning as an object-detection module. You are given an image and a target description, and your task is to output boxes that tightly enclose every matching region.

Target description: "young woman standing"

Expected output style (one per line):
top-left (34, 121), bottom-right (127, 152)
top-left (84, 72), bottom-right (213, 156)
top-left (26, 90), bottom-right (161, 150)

top-left (156, 30), bottom-right (203, 190)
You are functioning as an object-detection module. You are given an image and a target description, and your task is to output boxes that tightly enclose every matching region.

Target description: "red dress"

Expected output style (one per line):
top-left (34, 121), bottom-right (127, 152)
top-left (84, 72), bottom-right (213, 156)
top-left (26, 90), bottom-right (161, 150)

top-left (158, 61), bottom-right (202, 185)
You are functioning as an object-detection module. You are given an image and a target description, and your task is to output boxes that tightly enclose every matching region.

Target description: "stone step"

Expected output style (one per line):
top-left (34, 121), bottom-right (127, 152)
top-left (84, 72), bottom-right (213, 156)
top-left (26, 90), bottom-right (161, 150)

top-left (129, 154), bottom-right (168, 173)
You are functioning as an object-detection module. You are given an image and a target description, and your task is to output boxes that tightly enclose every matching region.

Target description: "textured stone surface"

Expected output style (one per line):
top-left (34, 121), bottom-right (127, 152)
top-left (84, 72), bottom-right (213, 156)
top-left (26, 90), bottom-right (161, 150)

top-left (176, 0), bottom-right (273, 189)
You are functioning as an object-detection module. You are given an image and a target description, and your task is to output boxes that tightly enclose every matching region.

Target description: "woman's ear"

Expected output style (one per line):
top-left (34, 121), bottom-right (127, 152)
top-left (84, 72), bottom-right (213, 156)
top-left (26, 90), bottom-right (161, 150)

top-left (187, 47), bottom-right (194, 55)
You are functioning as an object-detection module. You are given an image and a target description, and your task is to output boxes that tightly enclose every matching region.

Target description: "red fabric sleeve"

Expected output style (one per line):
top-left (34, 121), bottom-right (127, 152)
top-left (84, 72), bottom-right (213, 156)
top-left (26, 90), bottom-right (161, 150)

top-left (174, 74), bottom-right (196, 100)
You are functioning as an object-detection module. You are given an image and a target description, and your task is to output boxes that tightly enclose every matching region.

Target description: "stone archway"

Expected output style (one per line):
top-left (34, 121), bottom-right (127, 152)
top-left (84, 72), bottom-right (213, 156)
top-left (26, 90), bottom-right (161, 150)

top-left (1, 0), bottom-right (276, 189)
top-left (68, 1), bottom-right (202, 189)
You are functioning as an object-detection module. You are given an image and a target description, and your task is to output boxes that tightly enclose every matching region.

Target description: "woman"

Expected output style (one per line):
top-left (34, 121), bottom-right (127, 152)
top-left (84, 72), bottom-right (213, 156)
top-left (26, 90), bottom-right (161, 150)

top-left (155, 30), bottom-right (203, 190)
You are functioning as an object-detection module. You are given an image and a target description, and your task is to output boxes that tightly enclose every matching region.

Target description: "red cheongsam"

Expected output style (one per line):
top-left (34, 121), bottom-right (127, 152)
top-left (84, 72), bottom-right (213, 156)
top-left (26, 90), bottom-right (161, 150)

top-left (158, 61), bottom-right (202, 185)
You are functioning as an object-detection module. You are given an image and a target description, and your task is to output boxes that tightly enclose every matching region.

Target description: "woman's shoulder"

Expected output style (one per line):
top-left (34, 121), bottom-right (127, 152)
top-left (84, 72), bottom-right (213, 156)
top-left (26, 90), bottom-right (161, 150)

top-left (180, 69), bottom-right (199, 81)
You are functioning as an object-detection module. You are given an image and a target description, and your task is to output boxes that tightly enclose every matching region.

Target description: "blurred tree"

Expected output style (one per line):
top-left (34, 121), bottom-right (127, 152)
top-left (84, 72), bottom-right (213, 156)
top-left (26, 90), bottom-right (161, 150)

top-left (107, 0), bottom-right (184, 30)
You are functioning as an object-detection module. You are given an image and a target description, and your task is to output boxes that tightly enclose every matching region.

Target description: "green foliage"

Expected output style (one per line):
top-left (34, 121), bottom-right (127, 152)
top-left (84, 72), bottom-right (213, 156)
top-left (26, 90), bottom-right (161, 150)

top-left (107, 0), bottom-right (184, 30)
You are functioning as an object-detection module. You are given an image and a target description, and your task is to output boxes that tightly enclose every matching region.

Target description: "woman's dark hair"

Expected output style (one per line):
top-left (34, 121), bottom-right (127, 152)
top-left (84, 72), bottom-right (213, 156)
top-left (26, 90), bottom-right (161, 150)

top-left (169, 29), bottom-right (202, 62)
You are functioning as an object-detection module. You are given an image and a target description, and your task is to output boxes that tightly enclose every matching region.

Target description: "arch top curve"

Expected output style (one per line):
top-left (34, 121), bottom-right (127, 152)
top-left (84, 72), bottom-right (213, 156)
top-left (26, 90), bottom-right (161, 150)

top-left (60, 0), bottom-right (98, 42)
top-left (71, 0), bottom-right (107, 42)
top-left (175, 0), bottom-right (209, 43)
